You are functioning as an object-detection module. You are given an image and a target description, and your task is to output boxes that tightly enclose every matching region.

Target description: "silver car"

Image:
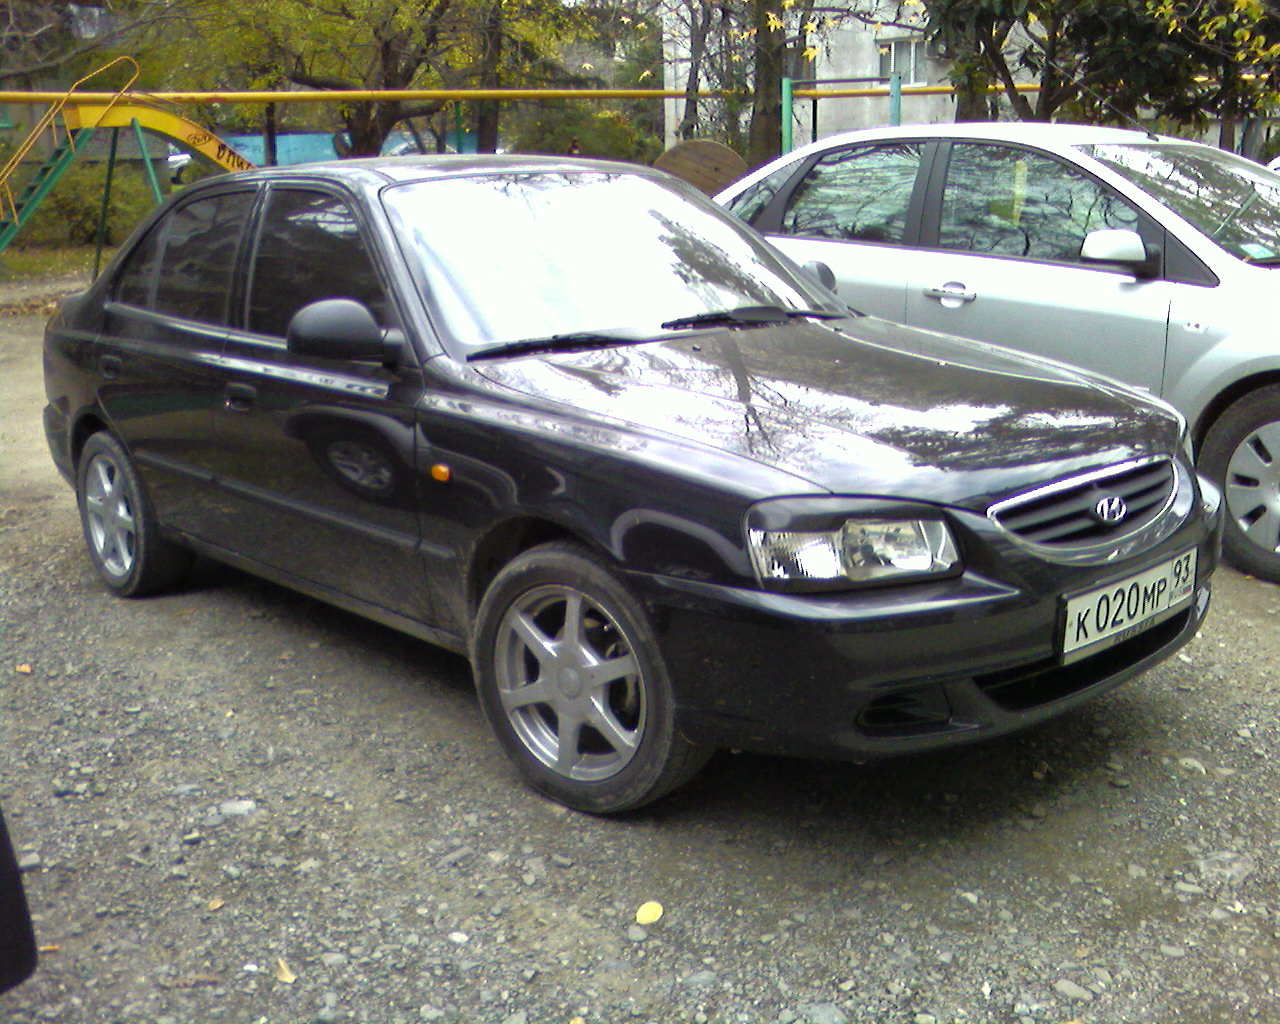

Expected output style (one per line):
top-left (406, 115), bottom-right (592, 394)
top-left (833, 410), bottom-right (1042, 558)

top-left (717, 123), bottom-right (1280, 580)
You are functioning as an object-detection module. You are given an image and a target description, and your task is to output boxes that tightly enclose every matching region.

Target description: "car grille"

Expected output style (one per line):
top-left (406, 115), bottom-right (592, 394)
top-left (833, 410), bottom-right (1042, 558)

top-left (989, 458), bottom-right (1176, 548)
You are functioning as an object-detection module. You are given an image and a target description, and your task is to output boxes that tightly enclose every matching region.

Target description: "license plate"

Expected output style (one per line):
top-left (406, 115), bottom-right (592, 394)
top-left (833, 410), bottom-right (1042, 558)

top-left (1061, 549), bottom-right (1196, 663)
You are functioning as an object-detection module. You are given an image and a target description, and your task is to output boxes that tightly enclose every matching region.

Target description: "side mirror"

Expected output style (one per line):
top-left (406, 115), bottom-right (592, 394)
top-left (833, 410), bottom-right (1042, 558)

top-left (286, 299), bottom-right (398, 365)
top-left (802, 260), bottom-right (837, 291)
top-left (1080, 229), bottom-right (1160, 278)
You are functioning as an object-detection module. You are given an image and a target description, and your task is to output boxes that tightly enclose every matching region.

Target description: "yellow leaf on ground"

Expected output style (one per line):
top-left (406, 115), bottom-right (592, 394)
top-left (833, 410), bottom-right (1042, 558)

top-left (635, 900), bottom-right (663, 925)
top-left (15, 664), bottom-right (32, 674)
top-left (274, 957), bottom-right (296, 983)
top-left (207, 898), bottom-right (225, 911)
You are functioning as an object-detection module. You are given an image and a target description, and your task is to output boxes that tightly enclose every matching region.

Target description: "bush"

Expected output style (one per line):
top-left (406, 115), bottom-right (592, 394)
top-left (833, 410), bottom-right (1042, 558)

top-left (510, 104), bottom-right (663, 165)
top-left (17, 161), bottom-right (159, 247)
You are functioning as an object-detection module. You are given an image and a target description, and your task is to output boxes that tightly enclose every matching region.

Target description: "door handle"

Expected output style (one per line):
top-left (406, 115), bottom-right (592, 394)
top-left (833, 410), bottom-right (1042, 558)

top-left (224, 382), bottom-right (257, 412)
top-left (99, 354), bottom-right (123, 380)
top-left (923, 283), bottom-right (977, 304)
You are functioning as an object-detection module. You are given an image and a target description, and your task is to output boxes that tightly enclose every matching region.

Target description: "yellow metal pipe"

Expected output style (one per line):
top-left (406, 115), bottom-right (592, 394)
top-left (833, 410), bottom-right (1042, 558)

top-left (793, 83), bottom-right (1043, 99)
top-left (0, 88), bottom-right (739, 104)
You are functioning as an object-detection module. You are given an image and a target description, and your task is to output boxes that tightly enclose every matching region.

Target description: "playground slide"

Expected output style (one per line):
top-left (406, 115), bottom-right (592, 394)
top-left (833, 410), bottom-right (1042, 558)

top-left (63, 100), bottom-right (254, 172)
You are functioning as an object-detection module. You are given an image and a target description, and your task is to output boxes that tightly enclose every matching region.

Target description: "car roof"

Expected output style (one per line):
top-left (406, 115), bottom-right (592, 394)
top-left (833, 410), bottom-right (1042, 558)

top-left (217, 154), bottom-right (660, 187)
top-left (785, 121), bottom-right (1194, 151)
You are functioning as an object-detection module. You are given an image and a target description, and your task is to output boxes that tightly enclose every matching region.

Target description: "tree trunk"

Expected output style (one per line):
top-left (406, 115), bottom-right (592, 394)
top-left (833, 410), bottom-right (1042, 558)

top-left (475, 0), bottom-right (503, 153)
top-left (262, 102), bottom-right (278, 166)
top-left (678, 0), bottom-right (714, 140)
top-left (746, 0), bottom-right (785, 168)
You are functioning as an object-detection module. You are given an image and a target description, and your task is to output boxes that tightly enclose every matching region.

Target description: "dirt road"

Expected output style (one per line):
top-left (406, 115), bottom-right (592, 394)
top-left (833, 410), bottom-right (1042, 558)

top-left (1, 299), bottom-right (1277, 1024)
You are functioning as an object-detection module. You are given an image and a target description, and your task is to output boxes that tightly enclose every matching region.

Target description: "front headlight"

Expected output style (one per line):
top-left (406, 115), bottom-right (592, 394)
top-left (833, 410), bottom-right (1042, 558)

top-left (746, 500), bottom-right (961, 591)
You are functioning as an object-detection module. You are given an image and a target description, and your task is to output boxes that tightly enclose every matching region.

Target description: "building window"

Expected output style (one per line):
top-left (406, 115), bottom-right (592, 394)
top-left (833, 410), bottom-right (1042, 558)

top-left (878, 38), bottom-right (926, 85)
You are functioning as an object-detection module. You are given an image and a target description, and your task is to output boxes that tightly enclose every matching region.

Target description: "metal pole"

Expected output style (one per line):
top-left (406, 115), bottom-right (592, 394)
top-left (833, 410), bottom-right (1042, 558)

top-left (131, 117), bottom-right (163, 204)
top-left (890, 72), bottom-right (902, 126)
top-left (93, 127), bottom-right (119, 278)
top-left (781, 76), bottom-right (794, 154)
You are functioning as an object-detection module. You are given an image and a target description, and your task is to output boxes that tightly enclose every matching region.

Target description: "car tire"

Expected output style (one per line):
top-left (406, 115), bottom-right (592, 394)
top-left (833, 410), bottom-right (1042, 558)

top-left (472, 542), bottom-right (711, 814)
top-left (1200, 385), bottom-right (1280, 582)
top-left (76, 432), bottom-right (191, 597)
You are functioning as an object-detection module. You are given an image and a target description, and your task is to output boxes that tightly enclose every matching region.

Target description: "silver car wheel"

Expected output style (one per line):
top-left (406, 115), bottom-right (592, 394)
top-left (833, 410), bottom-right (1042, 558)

top-left (1224, 420), bottom-right (1280, 554)
top-left (493, 584), bottom-right (645, 782)
top-left (83, 452), bottom-right (137, 577)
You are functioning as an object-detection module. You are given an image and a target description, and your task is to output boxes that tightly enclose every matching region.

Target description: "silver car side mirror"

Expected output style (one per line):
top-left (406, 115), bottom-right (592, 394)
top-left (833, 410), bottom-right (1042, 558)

top-left (1080, 228), bottom-right (1148, 265)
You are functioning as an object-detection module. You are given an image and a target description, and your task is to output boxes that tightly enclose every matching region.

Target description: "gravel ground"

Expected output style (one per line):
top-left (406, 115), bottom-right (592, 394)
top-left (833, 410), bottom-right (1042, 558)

top-left (1, 296), bottom-right (1278, 1024)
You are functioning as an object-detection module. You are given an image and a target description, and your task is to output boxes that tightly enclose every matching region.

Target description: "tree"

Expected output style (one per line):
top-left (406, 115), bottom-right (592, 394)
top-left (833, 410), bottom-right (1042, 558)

top-left (925, 0), bottom-right (1280, 132)
top-left (0, 1), bottom-right (188, 85)
top-left (1148, 0), bottom-right (1280, 147)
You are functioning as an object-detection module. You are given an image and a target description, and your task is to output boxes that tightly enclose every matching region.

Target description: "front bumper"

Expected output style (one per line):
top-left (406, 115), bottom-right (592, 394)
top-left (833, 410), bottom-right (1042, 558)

top-left (629, 481), bottom-right (1222, 760)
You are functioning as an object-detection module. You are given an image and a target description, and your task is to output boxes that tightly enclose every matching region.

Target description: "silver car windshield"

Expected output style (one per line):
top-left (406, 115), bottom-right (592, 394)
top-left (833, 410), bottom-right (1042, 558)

top-left (1087, 142), bottom-right (1280, 263)
top-left (382, 170), bottom-right (827, 349)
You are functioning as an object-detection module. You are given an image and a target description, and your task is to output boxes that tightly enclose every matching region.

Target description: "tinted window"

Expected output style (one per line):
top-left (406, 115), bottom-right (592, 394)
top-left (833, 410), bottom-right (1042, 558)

top-left (725, 161), bottom-right (801, 225)
top-left (940, 143), bottom-right (1139, 262)
top-left (248, 190), bottom-right (390, 337)
top-left (114, 223), bottom-right (164, 307)
top-left (150, 192), bottom-right (254, 323)
top-left (780, 142), bottom-right (923, 243)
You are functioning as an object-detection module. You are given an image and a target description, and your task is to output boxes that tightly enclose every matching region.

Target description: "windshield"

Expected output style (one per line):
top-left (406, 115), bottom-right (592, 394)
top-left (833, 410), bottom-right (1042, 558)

top-left (382, 170), bottom-right (829, 349)
top-left (1086, 142), bottom-right (1280, 262)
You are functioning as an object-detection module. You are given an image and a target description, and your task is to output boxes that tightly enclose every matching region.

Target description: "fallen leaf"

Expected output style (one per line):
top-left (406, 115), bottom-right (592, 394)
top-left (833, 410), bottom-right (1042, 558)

top-left (15, 664), bottom-right (32, 674)
top-left (635, 900), bottom-right (663, 925)
top-left (207, 898), bottom-right (225, 911)
top-left (274, 957), bottom-right (296, 984)
top-left (36, 944), bottom-right (59, 953)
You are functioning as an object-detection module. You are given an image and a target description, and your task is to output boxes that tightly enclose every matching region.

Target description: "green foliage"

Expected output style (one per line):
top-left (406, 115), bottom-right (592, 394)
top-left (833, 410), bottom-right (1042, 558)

top-left (0, 244), bottom-right (109, 281)
top-left (926, 0), bottom-right (1272, 125)
top-left (20, 162), bottom-right (158, 247)
top-left (510, 103), bottom-right (661, 163)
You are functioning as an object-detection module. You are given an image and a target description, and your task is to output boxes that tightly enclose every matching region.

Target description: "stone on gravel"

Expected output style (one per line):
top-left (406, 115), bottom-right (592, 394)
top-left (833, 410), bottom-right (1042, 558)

top-left (683, 969), bottom-right (717, 987)
top-left (16, 851), bottom-right (40, 872)
top-left (1196, 851), bottom-right (1257, 885)
top-left (798, 1003), bottom-right (849, 1024)
top-left (218, 799), bottom-right (258, 817)
top-left (1053, 979), bottom-right (1093, 1001)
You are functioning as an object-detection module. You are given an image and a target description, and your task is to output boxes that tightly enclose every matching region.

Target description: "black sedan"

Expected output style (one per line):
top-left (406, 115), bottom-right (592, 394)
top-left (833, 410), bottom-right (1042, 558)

top-left (43, 156), bottom-right (1222, 813)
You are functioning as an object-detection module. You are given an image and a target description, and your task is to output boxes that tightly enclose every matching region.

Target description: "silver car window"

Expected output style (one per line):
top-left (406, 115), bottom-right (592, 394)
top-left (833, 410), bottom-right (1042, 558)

top-left (1088, 142), bottom-right (1280, 262)
top-left (939, 143), bottom-right (1139, 262)
top-left (780, 142), bottom-right (923, 243)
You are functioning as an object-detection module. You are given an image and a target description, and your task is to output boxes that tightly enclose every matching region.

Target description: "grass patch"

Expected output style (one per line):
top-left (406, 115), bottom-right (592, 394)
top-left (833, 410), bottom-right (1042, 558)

top-left (0, 245), bottom-right (114, 282)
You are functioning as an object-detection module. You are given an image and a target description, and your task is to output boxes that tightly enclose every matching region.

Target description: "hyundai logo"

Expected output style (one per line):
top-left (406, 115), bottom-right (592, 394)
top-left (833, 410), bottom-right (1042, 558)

top-left (1094, 494), bottom-right (1129, 525)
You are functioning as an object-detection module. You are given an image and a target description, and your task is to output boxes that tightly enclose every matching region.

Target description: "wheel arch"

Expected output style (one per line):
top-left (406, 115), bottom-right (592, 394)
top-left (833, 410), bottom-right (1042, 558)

top-left (69, 411), bottom-right (111, 470)
top-left (466, 516), bottom-right (603, 623)
top-left (1191, 370), bottom-right (1280, 453)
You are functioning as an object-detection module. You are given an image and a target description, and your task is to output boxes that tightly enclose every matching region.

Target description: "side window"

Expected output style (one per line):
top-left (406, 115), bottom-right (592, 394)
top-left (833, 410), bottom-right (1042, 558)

top-left (780, 142), bottom-right (923, 243)
top-left (152, 192), bottom-right (254, 323)
top-left (114, 191), bottom-right (254, 318)
top-left (114, 224), bottom-right (164, 307)
top-left (247, 189), bottom-right (391, 338)
top-left (725, 161), bottom-right (801, 226)
top-left (939, 143), bottom-right (1141, 262)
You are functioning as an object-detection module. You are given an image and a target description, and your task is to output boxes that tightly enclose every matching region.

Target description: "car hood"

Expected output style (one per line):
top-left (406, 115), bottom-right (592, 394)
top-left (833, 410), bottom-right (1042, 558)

top-left (471, 316), bottom-right (1181, 509)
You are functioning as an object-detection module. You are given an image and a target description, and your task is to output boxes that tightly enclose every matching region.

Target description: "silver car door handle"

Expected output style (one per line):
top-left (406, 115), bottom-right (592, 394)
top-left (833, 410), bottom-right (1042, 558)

top-left (923, 284), bottom-right (976, 303)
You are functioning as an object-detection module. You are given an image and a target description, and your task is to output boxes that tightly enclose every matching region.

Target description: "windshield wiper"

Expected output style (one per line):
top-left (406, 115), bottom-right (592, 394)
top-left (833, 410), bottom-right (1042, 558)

top-left (1243, 254), bottom-right (1280, 266)
top-left (466, 329), bottom-right (649, 362)
top-left (660, 305), bottom-right (846, 331)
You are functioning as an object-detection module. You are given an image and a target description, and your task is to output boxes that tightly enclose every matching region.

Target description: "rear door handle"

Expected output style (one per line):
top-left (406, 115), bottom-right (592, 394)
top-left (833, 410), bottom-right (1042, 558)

top-left (923, 283), bottom-right (976, 304)
top-left (224, 382), bottom-right (257, 412)
top-left (99, 354), bottom-right (123, 379)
